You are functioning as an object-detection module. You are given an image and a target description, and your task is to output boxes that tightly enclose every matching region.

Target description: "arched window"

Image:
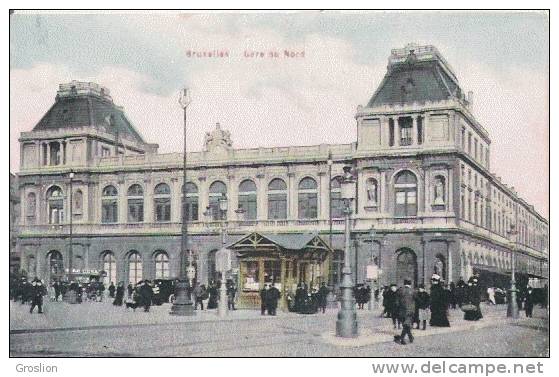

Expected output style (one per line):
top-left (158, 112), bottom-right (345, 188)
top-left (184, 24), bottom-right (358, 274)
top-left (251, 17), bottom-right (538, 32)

top-left (298, 177), bottom-right (318, 219)
top-left (238, 179), bottom-right (257, 220)
top-left (209, 181), bottom-right (227, 220)
top-left (268, 178), bottom-right (287, 220)
top-left (101, 185), bottom-right (118, 223)
top-left (127, 184), bottom-right (144, 223)
top-left (73, 189), bottom-right (83, 215)
top-left (154, 183), bottom-right (171, 222)
top-left (432, 175), bottom-right (446, 209)
top-left (330, 176), bottom-right (344, 219)
top-left (47, 250), bottom-right (64, 281)
top-left (102, 251), bottom-right (117, 285)
top-left (394, 171), bottom-right (417, 217)
top-left (207, 249), bottom-right (218, 284)
top-left (329, 250), bottom-right (344, 286)
top-left (395, 248), bottom-right (418, 286)
top-left (365, 178), bottom-right (379, 206)
top-left (26, 192), bottom-right (36, 221)
top-left (128, 251), bottom-right (143, 285)
top-left (183, 182), bottom-right (199, 221)
top-left (154, 251), bottom-right (169, 279)
top-left (47, 186), bottom-right (64, 224)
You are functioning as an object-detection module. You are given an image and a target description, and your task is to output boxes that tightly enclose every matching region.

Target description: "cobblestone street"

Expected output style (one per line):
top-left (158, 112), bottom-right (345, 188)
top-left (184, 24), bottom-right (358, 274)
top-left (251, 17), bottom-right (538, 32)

top-left (10, 301), bottom-right (548, 357)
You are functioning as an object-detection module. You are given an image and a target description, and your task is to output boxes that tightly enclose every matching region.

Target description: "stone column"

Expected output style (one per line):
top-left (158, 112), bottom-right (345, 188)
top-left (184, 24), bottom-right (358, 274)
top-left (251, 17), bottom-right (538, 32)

top-left (118, 179), bottom-right (127, 223)
top-left (46, 142), bottom-right (51, 166)
top-left (143, 178), bottom-right (153, 223)
top-left (412, 115), bottom-right (418, 146)
top-left (288, 171), bottom-right (297, 219)
top-left (227, 174), bottom-right (237, 222)
top-left (198, 176), bottom-right (209, 219)
top-left (318, 170), bottom-right (328, 220)
top-left (257, 172), bottom-right (267, 221)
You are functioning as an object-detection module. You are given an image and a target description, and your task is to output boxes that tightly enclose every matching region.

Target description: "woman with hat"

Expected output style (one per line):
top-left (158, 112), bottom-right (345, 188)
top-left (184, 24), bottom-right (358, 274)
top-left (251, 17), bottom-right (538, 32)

top-left (463, 277), bottom-right (483, 321)
top-left (429, 274), bottom-right (450, 327)
top-left (415, 284), bottom-right (430, 330)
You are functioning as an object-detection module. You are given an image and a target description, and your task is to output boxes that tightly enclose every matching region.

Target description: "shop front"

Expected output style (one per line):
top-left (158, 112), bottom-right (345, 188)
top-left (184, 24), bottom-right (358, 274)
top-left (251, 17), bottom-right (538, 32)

top-left (228, 232), bottom-right (331, 310)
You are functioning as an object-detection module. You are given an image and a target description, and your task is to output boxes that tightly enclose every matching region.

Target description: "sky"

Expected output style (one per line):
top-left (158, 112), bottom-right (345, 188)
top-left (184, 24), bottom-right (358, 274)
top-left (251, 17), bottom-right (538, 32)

top-left (9, 11), bottom-right (549, 218)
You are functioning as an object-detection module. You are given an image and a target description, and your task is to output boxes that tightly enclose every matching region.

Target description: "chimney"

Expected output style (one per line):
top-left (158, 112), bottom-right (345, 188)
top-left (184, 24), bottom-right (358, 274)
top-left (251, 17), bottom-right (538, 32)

top-left (467, 91), bottom-right (474, 112)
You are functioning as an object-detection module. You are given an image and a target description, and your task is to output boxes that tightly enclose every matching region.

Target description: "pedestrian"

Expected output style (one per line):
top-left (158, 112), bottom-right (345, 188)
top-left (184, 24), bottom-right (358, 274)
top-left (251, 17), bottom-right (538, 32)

top-left (386, 284), bottom-right (400, 329)
top-left (524, 286), bottom-right (535, 318)
top-left (207, 281), bottom-right (218, 309)
top-left (98, 281), bottom-right (106, 302)
top-left (414, 284), bottom-right (430, 330)
top-left (487, 286), bottom-right (496, 305)
top-left (294, 283), bottom-right (305, 313)
top-left (108, 282), bottom-right (116, 298)
top-left (53, 280), bottom-right (61, 302)
top-left (394, 279), bottom-right (415, 345)
top-left (226, 280), bottom-right (237, 310)
top-left (193, 282), bottom-right (204, 310)
top-left (463, 277), bottom-right (483, 321)
top-left (266, 283), bottom-right (281, 316)
top-left (139, 280), bottom-right (154, 312)
top-left (429, 274), bottom-right (450, 327)
top-left (127, 283), bottom-right (134, 300)
top-left (449, 282), bottom-right (457, 309)
top-left (317, 282), bottom-right (329, 313)
top-left (260, 284), bottom-right (268, 315)
top-left (113, 282), bottom-right (124, 306)
top-left (29, 278), bottom-right (46, 314)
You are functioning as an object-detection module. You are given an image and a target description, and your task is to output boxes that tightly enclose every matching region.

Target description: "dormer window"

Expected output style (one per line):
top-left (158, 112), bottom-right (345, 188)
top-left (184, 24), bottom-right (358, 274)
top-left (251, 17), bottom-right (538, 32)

top-left (398, 117), bottom-right (413, 146)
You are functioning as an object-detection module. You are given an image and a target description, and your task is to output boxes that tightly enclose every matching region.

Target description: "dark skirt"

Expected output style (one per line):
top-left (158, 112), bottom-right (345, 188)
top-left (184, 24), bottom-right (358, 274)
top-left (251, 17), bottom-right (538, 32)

top-left (429, 308), bottom-right (450, 327)
top-left (464, 307), bottom-right (483, 321)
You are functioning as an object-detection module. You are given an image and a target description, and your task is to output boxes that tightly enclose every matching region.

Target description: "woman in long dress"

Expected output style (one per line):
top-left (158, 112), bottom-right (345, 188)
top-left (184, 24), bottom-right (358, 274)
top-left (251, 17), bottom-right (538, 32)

top-left (113, 282), bottom-right (124, 306)
top-left (464, 277), bottom-right (483, 321)
top-left (429, 274), bottom-right (450, 327)
top-left (207, 282), bottom-right (218, 309)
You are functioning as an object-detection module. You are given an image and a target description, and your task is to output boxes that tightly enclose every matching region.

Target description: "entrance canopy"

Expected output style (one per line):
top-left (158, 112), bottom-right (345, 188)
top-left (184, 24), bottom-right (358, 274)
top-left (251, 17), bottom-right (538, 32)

top-left (228, 232), bottom-right (331, 261)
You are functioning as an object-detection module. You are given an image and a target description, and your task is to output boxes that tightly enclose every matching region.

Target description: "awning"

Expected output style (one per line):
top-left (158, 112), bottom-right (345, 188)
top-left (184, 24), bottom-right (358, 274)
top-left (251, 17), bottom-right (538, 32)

top-left (227, 232), bottom-right (332, 260)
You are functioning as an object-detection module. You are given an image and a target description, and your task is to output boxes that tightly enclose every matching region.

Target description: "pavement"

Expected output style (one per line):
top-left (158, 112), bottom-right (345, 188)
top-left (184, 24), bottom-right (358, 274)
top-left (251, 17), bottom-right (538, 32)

top-left (9, 300), bottom-right (549, 357)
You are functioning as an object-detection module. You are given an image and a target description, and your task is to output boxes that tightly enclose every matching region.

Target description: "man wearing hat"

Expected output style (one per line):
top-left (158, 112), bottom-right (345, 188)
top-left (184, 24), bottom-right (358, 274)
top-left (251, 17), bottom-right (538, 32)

top-left (415, 284), bottom-right (430, 330)
top-left (394, 279), bottom-right (416, 345)
top-left (429, 274), bottom-right (450, 327)
top-left (29, 278), bottom-right (46, 314)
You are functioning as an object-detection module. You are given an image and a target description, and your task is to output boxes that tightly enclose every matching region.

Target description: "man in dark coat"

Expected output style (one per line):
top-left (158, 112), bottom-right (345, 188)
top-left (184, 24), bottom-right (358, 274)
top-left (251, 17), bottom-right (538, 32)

top-left (266, 283), bottom-right (281, 316)
top-left (53, 280), bottom-right (61, 302)
top-left (394, 279), bottom-right (416, 345)
top-left (294, 283), bottom-right (305, 313)
top-left (429, 274), bottom-right (450, 327)
top-left (260, 284), bottom-right (269, 315)
top-left (385, 284), bottom-right (400, 329)
top-left (113, 282), bottom-right (124, 306)
top-left (139, 280), bottom-right (154, 312)
top-left (455, 277), bottom-right (466, 307)
top-left (317, 282), bottom-right (329, 313)
top-left (29, 278), bottom-right (46, 314)
top-left (226, 280), bottom-right (237, 310)
top-left (464, 277), bottom-right (483, 321)
top-left (524, 286), bottom-right (535, 318)
top-left (108, 282), bottom-right (116, 298)
top-left (414, 284), bottom-right (430, 330)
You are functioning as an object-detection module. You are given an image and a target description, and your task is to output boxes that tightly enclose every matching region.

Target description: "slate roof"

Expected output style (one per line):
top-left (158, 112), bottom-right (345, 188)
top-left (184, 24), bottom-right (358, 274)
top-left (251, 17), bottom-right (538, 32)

top-left (33, 90), bottom-right (145, 143)
top-left (227, 232), bottom-right (332, 252)
top-left (367, 58), bottom-right (462, 108)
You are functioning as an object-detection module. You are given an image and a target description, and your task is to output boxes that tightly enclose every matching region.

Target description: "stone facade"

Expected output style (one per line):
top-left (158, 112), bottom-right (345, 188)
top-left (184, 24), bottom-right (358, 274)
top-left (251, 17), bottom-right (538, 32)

top-left (16, 45), bottom-right (548, 291)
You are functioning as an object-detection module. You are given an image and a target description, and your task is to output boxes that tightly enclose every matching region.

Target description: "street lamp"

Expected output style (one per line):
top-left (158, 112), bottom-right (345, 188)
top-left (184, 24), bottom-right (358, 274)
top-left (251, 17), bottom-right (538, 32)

top-left (68, 171), bottom-right (74, 281)
top-left (336, 165), bottom-right (358, 338)
top-left (365, 226), bottom-right (378, 311)
top-left (506, 224), bottom-right (519, 319)
top-left (170, 87), bottom-right (195, 316)
top-left (217, 193), bottom-right (229, 317)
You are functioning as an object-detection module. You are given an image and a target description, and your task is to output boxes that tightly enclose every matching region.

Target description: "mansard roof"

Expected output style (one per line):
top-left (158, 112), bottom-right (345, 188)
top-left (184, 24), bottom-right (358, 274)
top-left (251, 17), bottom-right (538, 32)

top-left (367, 44), bottom-right (464, 108)
top-left (32, 81), bottom-right (145, 144)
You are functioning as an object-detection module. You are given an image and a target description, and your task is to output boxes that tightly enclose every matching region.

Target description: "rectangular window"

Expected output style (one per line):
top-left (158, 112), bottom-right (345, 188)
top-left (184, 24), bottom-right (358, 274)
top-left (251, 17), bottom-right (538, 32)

top-left (330, 192), bottom-right (344, 219)
top-left (298, 193), bottom-right (318, 219)
top-left (128, 199), bottom-right (144, 222)
top-left (468, 132), bottom-right (472, 154)
top-left (399, 117), bottom-right (413, 146)
top-left (184, 197), bottom-right (199, 221)
top-left (268, 194), bottom-right (287, 220)
top-left (155, 198), bottom-right (171, 222)
top-left (102, 200), bottom-right (118, 223)
top-left (461, 127), bottom-right (466, 150)
top-left (101, 147), bottom-right (111, 157)
top-left (474, 139), bottom-right (478, 160)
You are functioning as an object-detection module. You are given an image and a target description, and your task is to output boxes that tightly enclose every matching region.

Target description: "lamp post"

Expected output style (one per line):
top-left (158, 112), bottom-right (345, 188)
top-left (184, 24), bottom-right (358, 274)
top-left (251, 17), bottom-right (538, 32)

top-left (170, 88), bottom-right (195, 316)
top-left (506, 224), bottom-right (519, 319)
top-left (336, 165), bottom-right (358, 338)
top-left (217, 193), bottom-right (229, 318)
top-left (68, 171), bottom-right (74, 280)
top-left (366, 226), bottom-right (376, 311)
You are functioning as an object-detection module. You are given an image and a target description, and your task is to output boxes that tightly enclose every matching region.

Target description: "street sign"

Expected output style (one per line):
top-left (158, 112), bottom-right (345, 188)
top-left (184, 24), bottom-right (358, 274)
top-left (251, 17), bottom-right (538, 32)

top-left (216, 248), bottom-right (231, 273)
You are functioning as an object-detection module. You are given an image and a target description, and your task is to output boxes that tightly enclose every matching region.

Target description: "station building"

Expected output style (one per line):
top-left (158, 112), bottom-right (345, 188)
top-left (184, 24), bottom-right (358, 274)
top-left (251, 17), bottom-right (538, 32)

top-left (16, 44), bottom-right (548, 307)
